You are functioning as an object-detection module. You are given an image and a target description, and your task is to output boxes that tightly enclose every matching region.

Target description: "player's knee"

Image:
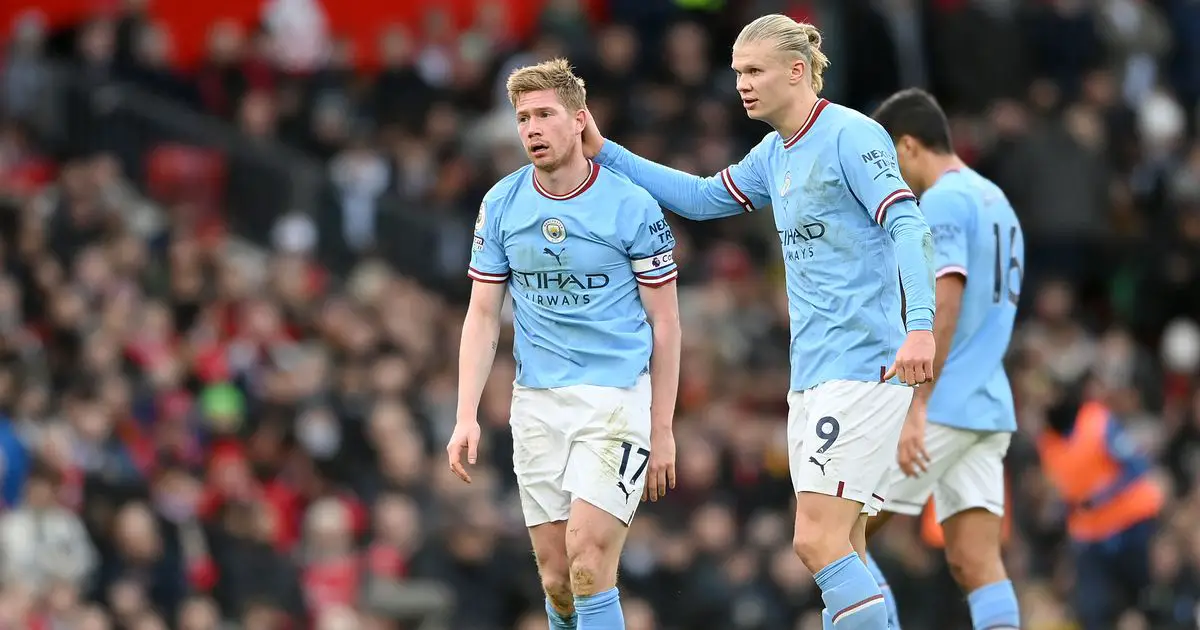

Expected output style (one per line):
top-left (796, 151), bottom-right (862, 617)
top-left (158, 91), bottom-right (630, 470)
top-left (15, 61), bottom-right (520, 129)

top-left (792, 524), bottom-right (842, 572)
top-left (792, 499), bottom-right (857, 571)
top-left (943, 510), bottom-right (1007, 591)
top-left (566, 539), bottom-right (618, 597)
top-left (945, 539), bottom-right (1004, 591)
top-left (532, 535), bottom-right (573, 611)
top-left (541, 573), bottom-right (574, 614)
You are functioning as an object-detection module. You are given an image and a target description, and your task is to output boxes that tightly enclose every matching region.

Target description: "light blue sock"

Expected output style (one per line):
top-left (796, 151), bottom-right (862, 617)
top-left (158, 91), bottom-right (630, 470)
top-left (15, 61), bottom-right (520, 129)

top-left (823, 608), bottom-right (834, 629)
top-left (547, 598), bottom-right (578, 629)
top-left (814, 552), bottom-right (888, 629)
top-left (575, 587), bottom-right (624, 629)
top-left (865, 552), bottom-right (902, 629)
top-left (967, 580), bottom-right (1020, 630)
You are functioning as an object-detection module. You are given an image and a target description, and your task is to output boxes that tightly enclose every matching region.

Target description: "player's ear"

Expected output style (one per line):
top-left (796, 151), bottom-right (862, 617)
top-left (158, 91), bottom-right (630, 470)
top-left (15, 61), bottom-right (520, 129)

top-left (907, 136), bottom-right (924, 158)
top-left (790, 56), bottom-right (806, 86)
top-left (574, 108), bottom-right (587, 134)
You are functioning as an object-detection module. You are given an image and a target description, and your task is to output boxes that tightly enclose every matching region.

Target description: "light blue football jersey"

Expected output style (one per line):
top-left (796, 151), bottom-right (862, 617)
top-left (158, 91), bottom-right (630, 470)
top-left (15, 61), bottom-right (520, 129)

top-left (922, 168), bottom-right (1023, 433)
top-left (596, 99), bottom-right (935, 392)
top-left (468, 160), bottom-right (679, 389)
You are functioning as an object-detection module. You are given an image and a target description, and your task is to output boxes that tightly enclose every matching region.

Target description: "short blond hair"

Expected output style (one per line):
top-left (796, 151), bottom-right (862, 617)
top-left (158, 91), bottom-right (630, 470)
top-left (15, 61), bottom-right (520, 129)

top-left (734, 14), bottom-right (831, 95)
top-left (506, 58), bottom-right (587, 112)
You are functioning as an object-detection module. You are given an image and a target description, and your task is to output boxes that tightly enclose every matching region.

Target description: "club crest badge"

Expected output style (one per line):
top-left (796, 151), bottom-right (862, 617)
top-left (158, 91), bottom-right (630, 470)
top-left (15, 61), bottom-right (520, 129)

top-left (542, 218), bottom-right (566, 244)
top-left (475, 201), bottom-right (486, 231)
top-left (780, 171), bottom-right (792, 197)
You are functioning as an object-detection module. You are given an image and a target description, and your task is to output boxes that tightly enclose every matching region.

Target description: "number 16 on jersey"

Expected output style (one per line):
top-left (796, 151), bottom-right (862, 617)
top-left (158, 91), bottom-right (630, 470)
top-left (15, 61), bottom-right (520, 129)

top-left (992, 223), bottom-right (1023, 306)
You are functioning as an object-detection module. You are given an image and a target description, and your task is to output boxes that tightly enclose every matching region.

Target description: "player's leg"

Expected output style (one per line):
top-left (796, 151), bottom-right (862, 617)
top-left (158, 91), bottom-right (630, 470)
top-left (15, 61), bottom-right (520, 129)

top-left (941, 511), bottom-right (1017, 630)
top-left (861, 489), bottom-right (914, 630)
top-left (858, 511), bottom-right (901, 629)
top-left (860, 550), bottom-right (898, 630)
top-left (800, 498), bottom-right (881, 630)
top-left (564, 500), bottom-right (631, 628)
top-left (510, 386), bottom-right (577, 629)
top-left (863, 510), bottom-right (895, 539)
top-left (861, 518), bottom-right (900, 627)
top-left (847, 514), bottom-right (905, 630)
top-left (862, 421), bottom-right (977, 629)
top-left (936, 431), bottom-right (1019, 630)
top-left (561, 376), bottom-right (653, 629)
top-left (530, 521), bottom-right (577, 629)
top-left (789, 382), bottom-right (911, 629)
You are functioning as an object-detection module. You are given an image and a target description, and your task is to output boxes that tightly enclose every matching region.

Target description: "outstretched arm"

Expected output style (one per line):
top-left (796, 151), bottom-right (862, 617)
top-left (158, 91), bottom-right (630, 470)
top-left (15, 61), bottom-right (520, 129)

top-left (596, 142), bottom-right (759, 220)
top-left (586, 115), bottom-right (773, 221)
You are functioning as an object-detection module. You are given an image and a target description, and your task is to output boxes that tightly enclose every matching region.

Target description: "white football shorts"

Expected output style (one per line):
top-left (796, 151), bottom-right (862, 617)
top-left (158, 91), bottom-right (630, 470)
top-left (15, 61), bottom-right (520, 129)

top-left (881, 422), bottom-right (1011, 521)
top-left (509, 374), bottom-right (652, 527)
top-left (787, 379), bottom-right (913, 516)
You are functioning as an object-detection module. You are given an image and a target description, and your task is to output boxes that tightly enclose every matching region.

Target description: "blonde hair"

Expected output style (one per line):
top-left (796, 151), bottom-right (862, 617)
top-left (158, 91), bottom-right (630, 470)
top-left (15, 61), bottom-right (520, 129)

top-left (506, 58), bottom-right (588, 112)
top-left (734, 14), bottom-right (831, 95)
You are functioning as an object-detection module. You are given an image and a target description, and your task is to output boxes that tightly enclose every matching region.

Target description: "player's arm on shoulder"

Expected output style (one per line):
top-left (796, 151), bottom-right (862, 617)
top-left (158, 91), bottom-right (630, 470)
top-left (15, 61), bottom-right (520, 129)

top-left (836, 121), bottom-right (934, 331)
top-left (459, 198), bottom-right (510, 421)
top-left (913, 189), bottom-right (970, 401)
top-left (627, 196), bottom-right (681, 431)
top-left (597, 135), bottom-right (771, 221)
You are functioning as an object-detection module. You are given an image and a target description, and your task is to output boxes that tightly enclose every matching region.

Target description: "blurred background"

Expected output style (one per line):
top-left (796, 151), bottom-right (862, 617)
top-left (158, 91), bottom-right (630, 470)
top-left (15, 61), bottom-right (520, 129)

top-left (0, 0), bottom-right (1198, 628)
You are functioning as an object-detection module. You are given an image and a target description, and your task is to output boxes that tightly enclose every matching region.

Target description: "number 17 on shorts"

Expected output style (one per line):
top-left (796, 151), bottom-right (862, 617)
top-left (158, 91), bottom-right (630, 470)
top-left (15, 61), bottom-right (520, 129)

top-left (615, 441), bottom-right (650, 503)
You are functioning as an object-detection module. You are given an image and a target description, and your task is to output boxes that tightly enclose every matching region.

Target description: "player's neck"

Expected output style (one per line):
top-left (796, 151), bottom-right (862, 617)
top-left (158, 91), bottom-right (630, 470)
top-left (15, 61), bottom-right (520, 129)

top-left (535, 152), bottom-right (591, 196)
top-left (773, 90), bottom-right (820, 141)
top-left (927, 153), bottom-right (967, 187)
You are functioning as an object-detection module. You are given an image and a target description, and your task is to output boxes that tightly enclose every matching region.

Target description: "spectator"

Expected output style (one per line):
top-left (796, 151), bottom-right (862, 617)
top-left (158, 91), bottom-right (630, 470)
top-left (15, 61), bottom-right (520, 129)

top-left (0, 460), bottom-right (97, 595)
top-left (261, 0), bottom-right (331, 74)
top-left (2, 12), bottom-right (52, 129)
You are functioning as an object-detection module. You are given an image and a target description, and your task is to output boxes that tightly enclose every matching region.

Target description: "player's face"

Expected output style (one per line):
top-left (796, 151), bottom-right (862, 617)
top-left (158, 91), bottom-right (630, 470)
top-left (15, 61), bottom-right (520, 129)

top-left (515, 89), bottom-right (585, 171)
top-left (731, 41), bottom-right (802, 122)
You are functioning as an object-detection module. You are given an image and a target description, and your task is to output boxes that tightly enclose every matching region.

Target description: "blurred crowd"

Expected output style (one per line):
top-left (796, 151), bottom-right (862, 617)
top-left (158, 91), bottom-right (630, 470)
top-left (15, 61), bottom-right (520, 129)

top-left (2, 0), bottom-right (1200, 628)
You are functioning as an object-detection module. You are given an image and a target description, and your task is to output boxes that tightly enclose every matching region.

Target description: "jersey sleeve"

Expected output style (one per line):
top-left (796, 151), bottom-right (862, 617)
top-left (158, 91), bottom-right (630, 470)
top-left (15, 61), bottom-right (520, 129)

top-left (622, 193), bottom-right (679, 287)
top-left (596, 135), bottom-right (772, 220)
top-left (718, 136), bottom-right (773, 213)
top-left (466, 198), bottom-right (510, 284)
top-left (919, 186), bottom-right (971, 279)
top-left (836, 121), bottom-right (917, 225)
top-left (838, 120), bottom-right (935, 331)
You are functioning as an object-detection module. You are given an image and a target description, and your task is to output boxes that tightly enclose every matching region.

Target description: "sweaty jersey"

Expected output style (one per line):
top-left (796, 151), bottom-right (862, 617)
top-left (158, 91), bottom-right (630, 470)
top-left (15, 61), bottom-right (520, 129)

top-left (923, 167), bottom-right (1023, 433)
top-left (468, 160), bottom-right (678, 389)
top-left (596, 99), bottom-right (935, 392)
